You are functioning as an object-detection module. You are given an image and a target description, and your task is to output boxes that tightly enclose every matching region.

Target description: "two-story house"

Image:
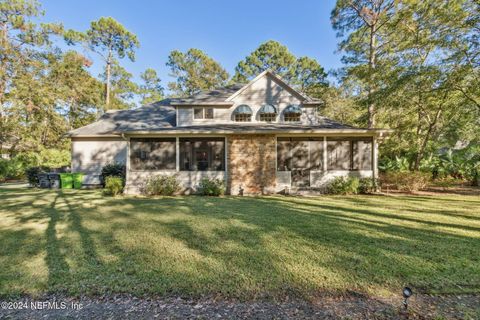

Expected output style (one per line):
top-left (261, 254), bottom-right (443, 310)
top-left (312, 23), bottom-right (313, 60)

top-left (69, 70), bottom-right (389, 194)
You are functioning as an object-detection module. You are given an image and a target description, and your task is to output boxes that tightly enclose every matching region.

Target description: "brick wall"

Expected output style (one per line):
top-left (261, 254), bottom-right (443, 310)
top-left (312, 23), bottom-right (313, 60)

top-left (227, 134), bottom-right (276, 195)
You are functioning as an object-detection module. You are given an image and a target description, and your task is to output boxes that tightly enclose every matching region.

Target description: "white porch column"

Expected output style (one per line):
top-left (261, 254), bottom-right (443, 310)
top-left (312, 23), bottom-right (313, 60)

top-left (175, 137), bottom-right (180, 172)
top-left (323, 136), bottom-right (327, 171)
top-left (125, 136), bottom-right (131, 192)
top-left (372, 136), bottom-right (378, 180)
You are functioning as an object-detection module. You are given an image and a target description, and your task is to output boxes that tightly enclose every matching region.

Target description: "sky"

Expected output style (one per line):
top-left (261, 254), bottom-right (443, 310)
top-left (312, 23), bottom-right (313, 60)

top-left (41, 0), bottom-right (342, 91)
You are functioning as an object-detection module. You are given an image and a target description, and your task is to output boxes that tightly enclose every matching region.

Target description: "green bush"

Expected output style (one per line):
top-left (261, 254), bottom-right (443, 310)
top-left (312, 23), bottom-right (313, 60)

top-left (359, 178), bottom-right (377, 194)
top-left (382, 171), bottom-right (430, 192)
top-left (101, 163), bottom-right (126, 186)
top-left (197, 178), bottom-right (225, 196)
top-left (144, 175), bottom-right (180, 196)
top-left (0, 148), bottom-right (70, 182)
top-left (0, 157), bottom-right (26, 181)
top-left (326, 176), bottom-right (360, 195)
top-left (104, 176), bottom-right (124, 196)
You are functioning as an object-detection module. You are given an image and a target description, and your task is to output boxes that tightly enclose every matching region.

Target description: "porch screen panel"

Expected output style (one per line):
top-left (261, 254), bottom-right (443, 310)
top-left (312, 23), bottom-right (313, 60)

top-left (291, 139), bottom-right (309, 170)
top-left (327, 138), bottom-right (351, 170)
top-left (353, 139), bottom-right (372, 170)
top-left (309, 138), bottom-right (323, 170)
top-left (179, 138), bottom-right (225, 171)
top-left (277, 137), bottom-right (324, 171)
top-left (130, 138), bottom-right (176, 170)
top-left (277, 138), bottom-right (291, 171)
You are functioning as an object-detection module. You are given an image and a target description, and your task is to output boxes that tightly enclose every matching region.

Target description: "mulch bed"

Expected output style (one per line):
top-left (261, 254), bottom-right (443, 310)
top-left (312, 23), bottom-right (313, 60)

top-left (1, 293), bottom-right (479, 319)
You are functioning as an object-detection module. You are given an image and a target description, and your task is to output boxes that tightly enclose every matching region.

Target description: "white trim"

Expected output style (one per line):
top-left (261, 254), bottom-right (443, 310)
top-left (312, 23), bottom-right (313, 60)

top-left (224, 136), bottom-right (228, 185)
top-left (226, 70), bottom-right (309, 102)
top-left (122, 130), bottom-right (389, 136)
top-left (372, 137), bottom-right (378, 180)
top-left (323, 136), bottom-right (327, 171)
top-left (175, 137), bottom-right (180, 172)
top-left (126, 136), bottom-right (131, 186)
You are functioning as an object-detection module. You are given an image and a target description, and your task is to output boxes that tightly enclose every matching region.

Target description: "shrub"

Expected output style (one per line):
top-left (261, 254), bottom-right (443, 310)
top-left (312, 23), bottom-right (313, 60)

top-left (0, 148), bottom-right (71, 182)
top-left (382, 171), bottom-right (430, 192)
top-left (144, 175), bottom-right (180, 196)
top-left (359, 178), bottom-right (377, 194)
top-left (326, 176), bottom-right (360, 195)
top-left (0, 157), bottom-right (26, 181)
top-left (104, 176), bottom-right (124, 196)
top-left (101, 163), bottom-right (126, 186)
top-left (197, 178), bottom-right (225, 196)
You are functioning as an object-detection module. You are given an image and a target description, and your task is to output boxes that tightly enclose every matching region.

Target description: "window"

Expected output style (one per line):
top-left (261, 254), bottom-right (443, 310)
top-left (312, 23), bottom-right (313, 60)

top-left (277, 137), bottom-right (324, 171)
top-left (130, 138), bottom-right (176, 170)
top-left (180, 138), bottom-right (225, 171)
top-left (235, 114), bottom-right (251, 122)
top-left (233, 105), bottom-right (252, 122)
top-left (193, 107), bottom-right (214, 120)
top-left (327, 137), bottom-right (372, 170)
top-left (283, 105), bottom-right (302, 122)
top-left (259, 104), bottom-right (277, 122)
top-left (260, 113), bottom-right (276, 122)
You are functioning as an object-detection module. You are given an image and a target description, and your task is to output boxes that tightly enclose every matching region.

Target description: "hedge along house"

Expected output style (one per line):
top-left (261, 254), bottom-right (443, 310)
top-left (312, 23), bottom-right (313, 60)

top-left (69, 70), bottom-right (390, 194)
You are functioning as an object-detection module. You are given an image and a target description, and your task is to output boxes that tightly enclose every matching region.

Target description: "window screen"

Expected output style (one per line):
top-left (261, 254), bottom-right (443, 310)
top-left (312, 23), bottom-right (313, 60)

top-left (204, 108), bottom-right (214, 119)
top-left (353, 140), bottom-right (372, 170)
top-left (130, 138), bottom-right (176, 170)
top-left (235, 114), bottom-right (251, 122)
top-left (194, 108), bottom-right (203, 119)
top-left (260, 113), bottom-right (276, 122)
top-left (327, 137), bottom-right (373, 170)
top-left (277, 137), bottom-right (324, 171)
top-left (327, 139), bottom-right (351, 170)
top-left (180, 138), bottom-right (225, 171)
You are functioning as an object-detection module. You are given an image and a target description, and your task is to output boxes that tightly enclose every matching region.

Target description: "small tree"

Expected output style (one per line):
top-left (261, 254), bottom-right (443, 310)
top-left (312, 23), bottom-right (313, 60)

top-left (166, 48), bottom-right (229, 96)
top-left (65, 17), bottom-right (139, 112)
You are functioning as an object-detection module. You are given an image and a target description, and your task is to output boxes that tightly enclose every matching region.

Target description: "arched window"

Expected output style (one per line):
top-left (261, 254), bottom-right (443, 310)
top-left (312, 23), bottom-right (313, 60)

top-left (259, 104), bottom-right (277, 122)
top-left (283, 105), bottom-right (302, 122)
top-left (233, 104), bottom-right (252, 122)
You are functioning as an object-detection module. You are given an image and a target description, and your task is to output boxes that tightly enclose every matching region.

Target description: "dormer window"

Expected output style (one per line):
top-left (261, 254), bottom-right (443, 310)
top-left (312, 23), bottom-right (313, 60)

top-left (233, 105), bottom-right (252, 122)
top-left (284, 105), bottom-right (302, 122)
top-left (194, 107), bottom-right (214, 120)
top-left (259, 104), bottom-right (277, 122)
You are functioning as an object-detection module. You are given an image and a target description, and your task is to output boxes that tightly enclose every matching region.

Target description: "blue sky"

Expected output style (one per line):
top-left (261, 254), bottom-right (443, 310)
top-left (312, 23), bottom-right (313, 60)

top-left (41, 0), bottom-right (341, 90)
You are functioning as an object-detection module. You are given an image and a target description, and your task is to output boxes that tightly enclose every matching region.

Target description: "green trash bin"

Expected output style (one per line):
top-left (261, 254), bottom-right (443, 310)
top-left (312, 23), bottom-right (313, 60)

top-left (59, 173), bottom-right (73, 189)
top-left (72, 173), bottom-right (84, 189)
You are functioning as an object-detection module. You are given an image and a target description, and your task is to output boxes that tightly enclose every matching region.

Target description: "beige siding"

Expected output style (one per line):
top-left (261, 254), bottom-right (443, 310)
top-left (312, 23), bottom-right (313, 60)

top-left (71, 137), bottom-right (127, 184)
top-left (176, 73), bottom-right (318, 127)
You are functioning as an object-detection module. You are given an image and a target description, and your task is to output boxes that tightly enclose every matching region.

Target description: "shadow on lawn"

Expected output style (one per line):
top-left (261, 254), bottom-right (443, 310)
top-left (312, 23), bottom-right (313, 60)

top-left (1, 189), bottom-right (479, 299)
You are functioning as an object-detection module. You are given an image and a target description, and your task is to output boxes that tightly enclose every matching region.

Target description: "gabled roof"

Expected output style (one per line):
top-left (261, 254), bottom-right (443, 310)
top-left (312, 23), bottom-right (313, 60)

top-left (226, 70), bottom-right (311, 102)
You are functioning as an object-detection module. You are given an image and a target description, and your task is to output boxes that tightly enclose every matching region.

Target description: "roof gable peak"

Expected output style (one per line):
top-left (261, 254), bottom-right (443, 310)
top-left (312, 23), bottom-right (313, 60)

top-left (226, 69), bottom-right (310, 102)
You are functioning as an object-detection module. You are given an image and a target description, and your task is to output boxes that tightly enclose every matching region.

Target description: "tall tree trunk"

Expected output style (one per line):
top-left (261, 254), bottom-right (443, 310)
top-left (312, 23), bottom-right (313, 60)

top-left (0, 22), bottom-right (8, 120)
top-left (368, 23), bottom-right (377, 128)
top-left (104, 49), bottom-right (112, 114)
top-left (414, 108), bottom-right (442, 170)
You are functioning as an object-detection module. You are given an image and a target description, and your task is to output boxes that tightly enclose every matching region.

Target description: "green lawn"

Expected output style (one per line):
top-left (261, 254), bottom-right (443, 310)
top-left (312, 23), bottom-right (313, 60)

top-left (1, 187), bottom-right (479, 299)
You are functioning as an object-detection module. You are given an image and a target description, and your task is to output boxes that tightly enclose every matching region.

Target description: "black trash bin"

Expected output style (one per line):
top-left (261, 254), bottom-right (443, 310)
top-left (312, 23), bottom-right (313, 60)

top-left (38, 173), bottom-right (50, 188)
top-left (48, 173), bottom-right (60, 189)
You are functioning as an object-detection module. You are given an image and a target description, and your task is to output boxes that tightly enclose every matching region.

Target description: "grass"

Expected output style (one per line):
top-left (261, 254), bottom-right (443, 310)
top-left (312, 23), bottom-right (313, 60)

top-left (0, 187), bottom-right (479, 300)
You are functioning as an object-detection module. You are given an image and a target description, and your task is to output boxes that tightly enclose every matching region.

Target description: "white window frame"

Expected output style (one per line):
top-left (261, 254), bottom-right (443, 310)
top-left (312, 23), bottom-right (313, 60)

top-left (193, 107), bottom-right (215, 120)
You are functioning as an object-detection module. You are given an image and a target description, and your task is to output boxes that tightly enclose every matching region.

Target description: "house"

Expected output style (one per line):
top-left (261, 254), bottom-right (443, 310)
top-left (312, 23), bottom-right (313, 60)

top-left (68, 70), bottom-right (389, 194)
